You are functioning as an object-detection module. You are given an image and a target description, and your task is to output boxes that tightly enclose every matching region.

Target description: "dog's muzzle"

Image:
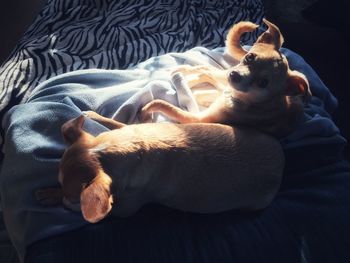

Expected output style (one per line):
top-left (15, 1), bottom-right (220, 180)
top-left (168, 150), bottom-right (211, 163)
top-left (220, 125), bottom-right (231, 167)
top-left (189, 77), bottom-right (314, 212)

top-left (229, 70), bottom-right (242, 84)
top-left (228, 70), bottom-right (248, 92)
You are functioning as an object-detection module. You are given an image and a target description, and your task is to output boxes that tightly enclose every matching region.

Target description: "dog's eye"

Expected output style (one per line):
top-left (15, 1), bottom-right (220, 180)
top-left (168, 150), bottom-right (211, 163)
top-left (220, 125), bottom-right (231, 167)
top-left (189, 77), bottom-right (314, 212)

top-left (257, 78), bottom-right (269, 88)
top-left (244, 53), bottom-right (256, 64)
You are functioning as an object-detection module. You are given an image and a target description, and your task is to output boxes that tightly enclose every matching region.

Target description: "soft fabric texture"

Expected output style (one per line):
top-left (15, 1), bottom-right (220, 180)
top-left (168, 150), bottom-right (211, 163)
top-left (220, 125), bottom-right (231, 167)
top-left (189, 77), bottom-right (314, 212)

top-left (0, 1), bottom-right (266, 261)
top-left (0, 0), bottom-right (264, 123)
top-left (0, 47), bottom-right (234, 260)
top-left (25, 160), bottom-right (350, 263)
top-left (3, 1), bottom-right (349, 263)
top-left (1, 46), bottom-right (348, 261)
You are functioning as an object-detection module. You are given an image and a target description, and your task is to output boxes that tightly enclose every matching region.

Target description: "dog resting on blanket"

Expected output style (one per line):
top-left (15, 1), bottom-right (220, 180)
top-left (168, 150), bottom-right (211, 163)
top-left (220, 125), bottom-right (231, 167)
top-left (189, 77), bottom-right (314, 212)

top-left (141, 19), bottom-right (311, 138)
top-left (36, 112), bottom-right (284, 223)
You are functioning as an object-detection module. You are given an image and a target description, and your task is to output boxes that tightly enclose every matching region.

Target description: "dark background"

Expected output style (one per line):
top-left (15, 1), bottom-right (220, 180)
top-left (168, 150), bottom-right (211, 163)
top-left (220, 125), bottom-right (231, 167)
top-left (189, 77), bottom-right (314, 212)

top-left (0, 0), bottom-right (349, 159)
top-left (263, 0), bottom-right (350, 159)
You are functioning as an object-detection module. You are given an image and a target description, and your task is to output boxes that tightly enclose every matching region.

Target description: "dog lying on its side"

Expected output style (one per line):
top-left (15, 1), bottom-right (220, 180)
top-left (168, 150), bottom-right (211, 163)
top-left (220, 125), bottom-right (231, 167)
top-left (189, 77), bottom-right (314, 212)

top-left (141, 19), bottom-right (311, 138)
top-left (36, 112), bottom-right (284, 223)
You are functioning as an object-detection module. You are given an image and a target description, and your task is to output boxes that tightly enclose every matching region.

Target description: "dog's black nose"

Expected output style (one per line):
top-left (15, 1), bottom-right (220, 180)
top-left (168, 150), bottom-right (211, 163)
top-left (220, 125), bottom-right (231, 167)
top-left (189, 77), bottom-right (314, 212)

top-left (229, 70), bottom-right (242, 83)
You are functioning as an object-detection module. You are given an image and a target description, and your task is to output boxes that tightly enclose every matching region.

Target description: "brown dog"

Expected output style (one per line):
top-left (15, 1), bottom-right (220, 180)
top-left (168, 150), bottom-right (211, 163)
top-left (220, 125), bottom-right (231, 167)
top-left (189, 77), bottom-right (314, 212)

top-left (36, 112), bottom-right (284, 223)
top-left (141, 19), bottom-right (311, 138)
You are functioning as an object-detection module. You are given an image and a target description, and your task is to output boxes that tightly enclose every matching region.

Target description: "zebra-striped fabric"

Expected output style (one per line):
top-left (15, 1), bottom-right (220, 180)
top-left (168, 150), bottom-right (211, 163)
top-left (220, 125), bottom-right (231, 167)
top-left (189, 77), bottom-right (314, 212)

top-left (0, 0), bottom-right (264, 121)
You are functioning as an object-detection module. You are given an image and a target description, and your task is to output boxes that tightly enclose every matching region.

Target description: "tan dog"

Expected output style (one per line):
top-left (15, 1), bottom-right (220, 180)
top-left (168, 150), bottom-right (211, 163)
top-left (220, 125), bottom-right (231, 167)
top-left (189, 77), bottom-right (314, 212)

top-left (141, 19), bottom-right (311, 138)
top-left (36, 112), bottom-right (284, 223)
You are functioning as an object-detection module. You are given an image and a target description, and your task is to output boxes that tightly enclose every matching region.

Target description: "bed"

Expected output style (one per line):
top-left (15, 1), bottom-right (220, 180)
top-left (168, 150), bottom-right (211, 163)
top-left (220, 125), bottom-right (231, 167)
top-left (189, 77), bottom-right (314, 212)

top-left (1, 0), bottom-right (350, 262)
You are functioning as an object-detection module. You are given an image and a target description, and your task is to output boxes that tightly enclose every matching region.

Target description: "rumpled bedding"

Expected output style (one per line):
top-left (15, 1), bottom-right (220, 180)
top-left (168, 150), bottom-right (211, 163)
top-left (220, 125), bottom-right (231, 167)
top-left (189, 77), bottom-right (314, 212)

top-left (0, 1), bottom-right (265, 261)
top-left (1, 46), bottom-right (348, 261)
top-left (0, 0), bottom-right (264, 124)
top-left (1, 0), bottom-right (350, 262)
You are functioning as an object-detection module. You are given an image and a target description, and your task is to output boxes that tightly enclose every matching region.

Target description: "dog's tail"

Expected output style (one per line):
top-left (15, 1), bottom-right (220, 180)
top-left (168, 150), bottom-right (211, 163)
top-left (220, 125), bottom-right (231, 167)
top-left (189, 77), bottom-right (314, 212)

top-left (225, 21), bottom-right (259, 61)
top-left (61, 115), bottom-right (94, 145)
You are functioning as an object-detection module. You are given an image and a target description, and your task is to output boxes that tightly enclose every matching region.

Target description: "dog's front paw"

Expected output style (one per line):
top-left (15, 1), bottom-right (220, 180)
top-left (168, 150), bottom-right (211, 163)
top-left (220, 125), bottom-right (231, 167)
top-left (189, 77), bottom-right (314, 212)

top-left (35, 188), bottom-right (63, 206)
top-left (170, 65), bottom-right (193, 75)
top-left (82, 111), bottom-right (102, 121)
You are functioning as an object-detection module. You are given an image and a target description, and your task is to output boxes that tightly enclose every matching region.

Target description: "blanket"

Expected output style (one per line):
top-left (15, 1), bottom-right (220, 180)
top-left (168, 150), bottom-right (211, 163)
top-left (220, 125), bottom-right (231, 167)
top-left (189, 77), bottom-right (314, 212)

top-left (0, 0), bottom-right (264, 123)
top-left (0, 47), bottom-right (347, 261)
top-left (0, 1), bottom-right (266, 261)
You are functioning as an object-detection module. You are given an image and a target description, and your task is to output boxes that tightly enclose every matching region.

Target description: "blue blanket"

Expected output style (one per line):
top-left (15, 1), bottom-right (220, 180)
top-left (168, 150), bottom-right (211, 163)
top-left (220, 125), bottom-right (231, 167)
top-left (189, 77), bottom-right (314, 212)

top-left (0, 47), bottom-right (348, 261)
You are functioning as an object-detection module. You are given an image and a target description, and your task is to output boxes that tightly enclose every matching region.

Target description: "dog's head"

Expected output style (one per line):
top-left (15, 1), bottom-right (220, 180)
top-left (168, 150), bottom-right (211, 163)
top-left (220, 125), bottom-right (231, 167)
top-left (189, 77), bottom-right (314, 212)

top-left (58, 115), bottom-right (113, 223)
top-left (225, 19), bottom-right (311, 106)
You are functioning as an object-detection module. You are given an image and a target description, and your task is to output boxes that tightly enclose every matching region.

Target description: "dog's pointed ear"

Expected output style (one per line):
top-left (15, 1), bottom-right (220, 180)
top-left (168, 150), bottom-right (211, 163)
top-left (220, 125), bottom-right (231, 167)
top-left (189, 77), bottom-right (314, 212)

top-left (286, 71), bottom-right (311, 103)
top-left (61, 115), bottom-right (85, 145)
top-left (80, 172), bottom-right (113, 223)
top-left (256, 19), bottom-right (284, 50)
